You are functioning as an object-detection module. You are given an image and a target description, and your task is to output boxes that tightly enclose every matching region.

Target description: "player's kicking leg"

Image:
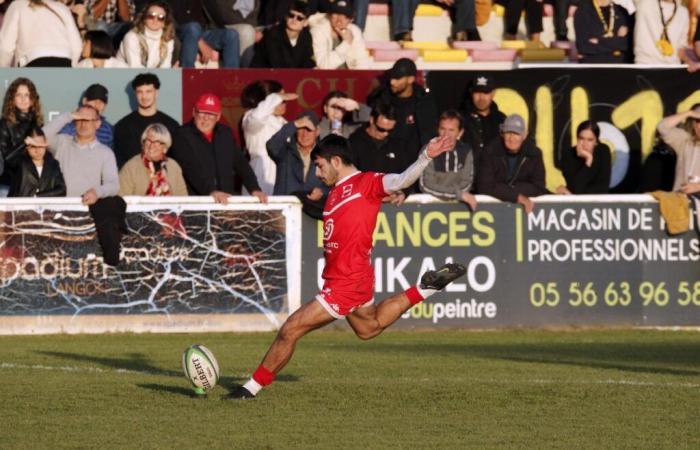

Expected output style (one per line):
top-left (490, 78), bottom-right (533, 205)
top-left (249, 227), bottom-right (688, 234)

top-left (224, 299), bottom-right (336, 400)
top-left (346, 263), bottom-right (466, 340)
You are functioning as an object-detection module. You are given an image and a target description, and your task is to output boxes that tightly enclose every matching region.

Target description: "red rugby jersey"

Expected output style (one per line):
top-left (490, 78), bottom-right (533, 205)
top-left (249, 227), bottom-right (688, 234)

top-left (321, 171), bottom-right (387, 289)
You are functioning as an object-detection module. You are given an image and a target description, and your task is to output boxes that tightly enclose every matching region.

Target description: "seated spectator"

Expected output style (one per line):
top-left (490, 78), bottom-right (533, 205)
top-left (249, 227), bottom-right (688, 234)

top-left (77, 30), bottom-right (129, 68)
top-left (310, 0), bottom-right (369, 69)
top-left (0, 0), bottom-right (82, 67)
top-left (60, 84), bottom-right (114, 149)
top-left (114, 73), bottom-right (179, 168)
top-left (503, 0), bottom-right (543, 43)
top-left (459, 74), bottom-right (505, 164)
top-left (117, 1), bottom-right (175, 68)
top-left (85, 0), bottom-right (135, 44)
top-left (166, 0), bottom-right (241, 68)
top-left (656, 105), bottom-right (700, 194)
top-left (203, 0), bottom-right (260, 67)
top-left (635, 0), bottom-right (689, 64)
top-left (556, 120), bottom-right (611, 195)
top-left (8, 127), bottom-right (66, 197)
top-left (348, 102), bottom-right (410, 175)
top-left (477, 114), bottom-right (548, 213)
top-left (168, 93), bottom-right (267, 204)
top-left (250, 0), bottom-right (315, 68)
top-left (574, 0), bottom-right (631, 63)
top-left (241, 80), bottom-right (298, 195)
top-left (44, 104), bottom-right (126, 265)
top-left (266, 110), bottom-right (326, 199)
top-left (0, 77), bottom-right (44, 195)
top-left (319, 91), bottom-right (369, 138)
top-left (420, 110), bottom-right (477, 210)
top-left (119, 123), bottom-right (187, 196)
top-left (391, 0), bottom-right (480, 42)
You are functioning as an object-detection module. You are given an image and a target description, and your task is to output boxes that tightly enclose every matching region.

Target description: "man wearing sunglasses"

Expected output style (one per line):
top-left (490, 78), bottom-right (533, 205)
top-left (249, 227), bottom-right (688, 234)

top-left (250, 0), bottom-right (314, 68)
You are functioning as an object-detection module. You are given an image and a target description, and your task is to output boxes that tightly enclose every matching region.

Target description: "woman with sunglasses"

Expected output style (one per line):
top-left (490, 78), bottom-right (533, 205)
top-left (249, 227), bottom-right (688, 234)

top-left (116, 0), bottom-right (175, 68)
top-left (251, 0), bottom-right (314, 68)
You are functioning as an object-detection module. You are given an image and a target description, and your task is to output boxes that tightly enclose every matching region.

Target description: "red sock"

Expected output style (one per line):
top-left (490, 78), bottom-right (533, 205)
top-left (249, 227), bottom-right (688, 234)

top-left (405, 286), bottom-right (425, 305)
top-left (252, 364), bottom-right (276, 386)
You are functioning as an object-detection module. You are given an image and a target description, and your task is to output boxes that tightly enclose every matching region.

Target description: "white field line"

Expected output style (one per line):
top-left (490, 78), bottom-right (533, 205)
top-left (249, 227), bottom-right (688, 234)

top-left (1, 363), bottom-right (697, 388)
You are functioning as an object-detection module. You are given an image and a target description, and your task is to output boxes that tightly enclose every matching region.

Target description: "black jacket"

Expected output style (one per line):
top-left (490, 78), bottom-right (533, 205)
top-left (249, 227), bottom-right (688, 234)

top-left (169, 121), bottom-right (261, 195)
top-left (0, 111), bottom-right (39, 179)
top-left (251, 22), bottom-right (315, 68)
top-left (113, 110), bottom-right (180, 168)
top-left (574, 1), bottom-right (630, 63)
top-left (560, 144), bottom-right (611, 194)
top-left (477, 137), bottom-right (549, 202)
top-left (460, 100), bottom-right (506, 163)
top-left (348, 125), bottom-right (412, 174)
top-left (366, 82), bottom-right (438, 155)
top-left (8, 153), bottom-right (66, 197)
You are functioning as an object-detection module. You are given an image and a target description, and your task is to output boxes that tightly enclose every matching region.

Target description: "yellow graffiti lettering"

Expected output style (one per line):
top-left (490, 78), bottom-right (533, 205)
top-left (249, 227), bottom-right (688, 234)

top-left (535, 86), bottom-right (566, 192)
top-left (570, 87), bottom-right (590, 146)
top-left (493, 88), bottom-right (529, 126)
top-left (612, 90), bottom-right (663, 161)
top-left (676, 90), bottom-right (700, 113)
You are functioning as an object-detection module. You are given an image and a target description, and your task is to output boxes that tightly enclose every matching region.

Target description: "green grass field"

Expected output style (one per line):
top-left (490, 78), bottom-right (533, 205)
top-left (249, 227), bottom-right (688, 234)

top-left (1, 329), bottom-right (698, 449)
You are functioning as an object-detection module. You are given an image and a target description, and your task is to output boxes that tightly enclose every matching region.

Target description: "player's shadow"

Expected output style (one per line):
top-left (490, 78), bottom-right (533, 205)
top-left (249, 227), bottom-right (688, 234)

top-left (37, 350), bottom-right (181, 377)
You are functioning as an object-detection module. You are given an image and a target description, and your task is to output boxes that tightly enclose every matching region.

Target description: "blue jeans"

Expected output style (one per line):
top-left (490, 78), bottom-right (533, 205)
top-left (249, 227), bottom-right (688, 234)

top-left (391, 0), bottom-right (420, 35)
top-left (353, 0), bottom-right (370, 30)
top-left (177, 22), bottom-right (240, 68)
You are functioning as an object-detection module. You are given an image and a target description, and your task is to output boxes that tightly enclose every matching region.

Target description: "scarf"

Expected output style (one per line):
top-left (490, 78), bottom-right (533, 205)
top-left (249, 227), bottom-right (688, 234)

top-left (143, 154), bottom-right (171, 196)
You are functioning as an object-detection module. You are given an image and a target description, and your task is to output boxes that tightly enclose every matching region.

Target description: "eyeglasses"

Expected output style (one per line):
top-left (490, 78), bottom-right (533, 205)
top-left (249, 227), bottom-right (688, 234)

top-left (144, 138), bottom-right (166, 147)
top-left (376, 124), bottom-right (394, 134)
top-left (146, 12), bottom-right (166, 21)
top-left (287, 12), bottom-right (306, 21)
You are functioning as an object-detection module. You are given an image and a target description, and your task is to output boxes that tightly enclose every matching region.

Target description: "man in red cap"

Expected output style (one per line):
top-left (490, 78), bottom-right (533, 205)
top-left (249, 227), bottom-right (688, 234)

top-left (168, 93), bottom-right (267, 204)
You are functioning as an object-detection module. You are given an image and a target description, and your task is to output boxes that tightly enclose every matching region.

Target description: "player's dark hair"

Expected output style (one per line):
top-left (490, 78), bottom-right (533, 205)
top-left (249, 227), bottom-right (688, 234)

top-left (312, 134), bottom-right (355, 166)
top-left (131, 72), bottom-right (161, 90)
top-left (371, 102), bottom-right (395, 122)
top-left (439, 109), bottom-right (464, 130)
top-left (576, 120), bottom-right (600, 141)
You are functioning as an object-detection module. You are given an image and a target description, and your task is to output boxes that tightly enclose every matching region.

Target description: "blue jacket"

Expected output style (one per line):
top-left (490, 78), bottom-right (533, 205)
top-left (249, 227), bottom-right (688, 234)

top-left (266, 122), bottom-right (327, 196)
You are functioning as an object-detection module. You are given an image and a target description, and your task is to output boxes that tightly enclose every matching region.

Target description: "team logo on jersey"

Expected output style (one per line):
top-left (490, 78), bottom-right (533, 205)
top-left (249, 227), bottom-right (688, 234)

top-left (341, 184), bottom-right (353, 199)
top-left (323, 219), bottom-right (335, 240)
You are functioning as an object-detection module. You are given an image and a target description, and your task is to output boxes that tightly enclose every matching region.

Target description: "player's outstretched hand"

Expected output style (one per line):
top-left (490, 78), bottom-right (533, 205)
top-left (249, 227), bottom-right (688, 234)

top-left (426, 135), bottom-right (456, 158)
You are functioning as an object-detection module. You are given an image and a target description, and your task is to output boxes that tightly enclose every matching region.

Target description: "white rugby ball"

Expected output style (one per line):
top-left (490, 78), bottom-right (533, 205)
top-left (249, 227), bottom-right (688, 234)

top-left (182, 344), bottom-right (220, 392)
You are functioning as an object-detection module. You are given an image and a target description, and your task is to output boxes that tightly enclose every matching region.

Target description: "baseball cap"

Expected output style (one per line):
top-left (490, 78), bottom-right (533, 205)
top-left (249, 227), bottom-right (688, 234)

top-left (501, 114), bottom-right (526, 135)
top-left (327, 0), bottom-right (353, 17)
top-left (297, 110), bottom-right (320, 129)
top-left (83, 84), bottom-right (109, 103)
top-left (194, 93), bottom-right (222, 114)
top-left (388, 58), bottom-right (417, 80)
top-left (471, 74), bottom-right (495, 93)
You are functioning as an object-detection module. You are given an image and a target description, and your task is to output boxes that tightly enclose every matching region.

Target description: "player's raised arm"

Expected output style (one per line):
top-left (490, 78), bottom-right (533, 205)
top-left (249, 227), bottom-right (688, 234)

top-left (382, 135), bottom-right (455, 193)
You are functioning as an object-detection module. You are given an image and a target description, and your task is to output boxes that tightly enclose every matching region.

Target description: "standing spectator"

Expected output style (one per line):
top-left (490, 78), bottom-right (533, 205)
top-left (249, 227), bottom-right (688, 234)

top-left (420, 110), bottom-right (477, 210)
top-left (391, 0), bottom-right (419, 41)
top-left (113, 73), bottom-right (179, 168)
top-left (556, 120), bottom-right (611, 194)
top-left (349, 102), bottom-right (409, 175)
top-left (60, 84), bottom-right (114, 149)
top-left (266, 110), bottom-right (326, 198)
top-left (118, 123), bottom-right (187, 196)
top-left (477, 114), bottom-right (548, 213)
top-left (77, 30), bottom-right (129, 67)
top-left (574, 0), bottom-right (632, 63)
top-left (168, 93), bottom-right (267, 204)
top-left (203, 0), bottom-right (260, 67)
top-left (553, 0), bottom-right (571, 41)
top-left (0, 0), bottom-right (82, 67)
top-left (44, 104), bottom-right (125, 265)
top-left (8, 127), bottom-right (66, 197)
top-left (117, 0), bottom-right (175, 68)
top-left (250, 0), bottom-right (315, 68)
top-left (656, 105), bottom-right (700, 194)
top-left (85, 0), bottom-right (135, 41)
top-left (310, 0), bottom-right (369, 69)
top-left (634, 0), bottom-right (689, 64)
top-left (367, 58), bottom-right (439, 161)
top-left (503, 0), bottom-right (544, 42)
top-left (241, 80), bottom-right (297, 195)
top-left (165, 0), bottom-right (241, 68)
top-left (319, 91), bottom-right (369, 138)
top-left (0, 77), bottom-right (44, 194)
top-left (459, 74), bottom-right (506, 165)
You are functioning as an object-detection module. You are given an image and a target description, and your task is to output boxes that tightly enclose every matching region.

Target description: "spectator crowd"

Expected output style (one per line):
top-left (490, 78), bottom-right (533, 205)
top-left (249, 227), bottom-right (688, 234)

top-left (1, 0), bottom-right (700, 68)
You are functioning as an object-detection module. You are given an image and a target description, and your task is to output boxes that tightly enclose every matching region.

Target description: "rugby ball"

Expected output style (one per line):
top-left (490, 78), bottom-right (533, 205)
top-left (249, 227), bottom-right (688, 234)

top-left (182, 344), bottom-right (220, 393)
